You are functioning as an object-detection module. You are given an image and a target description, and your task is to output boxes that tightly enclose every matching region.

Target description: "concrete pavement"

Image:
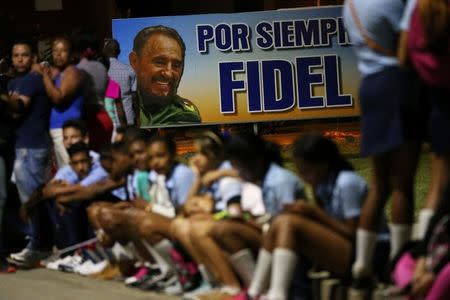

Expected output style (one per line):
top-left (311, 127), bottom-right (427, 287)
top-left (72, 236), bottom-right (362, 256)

top-left (0, 268), bottom-right (180, 300)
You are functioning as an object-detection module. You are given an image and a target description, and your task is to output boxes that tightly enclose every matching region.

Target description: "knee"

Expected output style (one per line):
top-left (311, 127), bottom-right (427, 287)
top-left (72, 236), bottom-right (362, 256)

top-left (86, 202), bottom-right (103, 222)
top-left (170, 217), bottom-right (190, 240)
top-left (271, 214), bottom-right (298, 232)
top-left (190, 221), bottom-right (208, 240)
top-left (137, 216), bottom-right (156, 236)
top-left (98, 207), bottom-right (121, 233)
top-left (211, 220), bottom-right (232, 240)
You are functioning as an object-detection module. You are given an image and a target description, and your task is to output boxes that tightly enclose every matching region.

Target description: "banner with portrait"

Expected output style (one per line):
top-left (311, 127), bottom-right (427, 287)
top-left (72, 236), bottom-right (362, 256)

top-left (112, 6), bottom-right (360, 127)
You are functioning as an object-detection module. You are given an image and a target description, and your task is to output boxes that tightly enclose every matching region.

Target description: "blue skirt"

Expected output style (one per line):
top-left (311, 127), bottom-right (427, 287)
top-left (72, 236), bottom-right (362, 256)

top-left (359, 66), bottom-right (423, 156)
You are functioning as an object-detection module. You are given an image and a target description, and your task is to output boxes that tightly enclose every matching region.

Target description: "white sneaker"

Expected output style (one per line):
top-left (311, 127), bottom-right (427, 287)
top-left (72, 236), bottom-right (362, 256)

top-left (58, 255), bottom-right (83, 273)
top-left (183, 281), bottom-right (214, 300)
top-left (9, 248), bottom-right (29, 261)
top-left (7, 248), bottom-right (52, 268)
top-left (78, 260), bottom-right (109, 276)
top-left (164, 279), bottom-right (184, 296)
top-left (74, 260), bottom-right (95, 274)
top-left (46, 256), bottom-right (74, 271)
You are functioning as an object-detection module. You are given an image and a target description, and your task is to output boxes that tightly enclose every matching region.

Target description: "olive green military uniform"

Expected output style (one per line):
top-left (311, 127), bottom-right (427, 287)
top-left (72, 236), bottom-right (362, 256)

top-left (138, 94), bottom-right (201, 127)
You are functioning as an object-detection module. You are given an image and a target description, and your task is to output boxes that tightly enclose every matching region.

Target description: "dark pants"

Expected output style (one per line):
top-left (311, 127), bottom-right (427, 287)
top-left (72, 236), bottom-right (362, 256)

top-left (28, 200), bottom-right (93, 251)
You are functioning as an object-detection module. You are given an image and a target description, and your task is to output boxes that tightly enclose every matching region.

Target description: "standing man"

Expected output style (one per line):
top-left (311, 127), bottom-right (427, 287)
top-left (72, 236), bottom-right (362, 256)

top-left (129, 25), bottom-right (201, 127)
top-left (4, 41), bottom-right (51, 206)
top-left (103, 38), bottom-right (137, 125)
top-left (1, 41), bottom-right (51, 262)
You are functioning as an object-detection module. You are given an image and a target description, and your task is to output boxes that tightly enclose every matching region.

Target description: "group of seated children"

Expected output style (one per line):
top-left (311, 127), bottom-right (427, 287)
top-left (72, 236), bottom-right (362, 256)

top-left (7, 120), bottom-right (450, 300)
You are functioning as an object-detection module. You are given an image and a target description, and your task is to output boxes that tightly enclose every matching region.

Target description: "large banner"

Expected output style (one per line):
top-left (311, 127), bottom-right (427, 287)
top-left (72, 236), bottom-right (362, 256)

top-left (112, 6), bottom-right (359, 128)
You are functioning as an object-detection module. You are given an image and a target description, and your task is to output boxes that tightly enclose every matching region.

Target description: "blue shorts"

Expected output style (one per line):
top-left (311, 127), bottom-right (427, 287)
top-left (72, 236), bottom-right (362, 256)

top-left (359, 67), bottom-right (423, 156)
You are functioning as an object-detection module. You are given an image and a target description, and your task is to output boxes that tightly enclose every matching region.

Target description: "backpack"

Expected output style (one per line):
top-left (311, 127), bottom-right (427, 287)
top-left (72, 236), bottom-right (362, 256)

top-left (407, 1), bottom-right (450, 88)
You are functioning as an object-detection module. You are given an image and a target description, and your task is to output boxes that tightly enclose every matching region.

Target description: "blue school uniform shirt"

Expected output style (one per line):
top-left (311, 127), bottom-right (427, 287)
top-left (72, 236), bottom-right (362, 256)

top-left (342, 0), bottom-right (405, 77)
top-left (53, 151), bottom-right (103, 185)
top-left (148, 163), bottom-right (194, 209)
top-left (316, 170), bottom-right (389, 239)
top-left (261, 163), bottom-right (305, 215)
top-left (315, 171), bottom-right (367, 220)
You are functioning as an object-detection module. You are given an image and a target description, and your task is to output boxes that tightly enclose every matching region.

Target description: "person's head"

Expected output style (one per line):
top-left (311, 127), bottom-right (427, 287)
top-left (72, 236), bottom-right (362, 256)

top-left (62, 119), bottom-right (88, 150)
top-left (71, 29), bottom-right (100, 61)
top-left (128, 130), bottom-right (151, 171)
top-left (293, 133), bottom-right (353, 188)
top-left (11, 40), bottom-right (34, 75)
top-left (99, 145), bottom-right (113, 174)
top-left (103, 38), bottom-right (120, 58)
top-left (68, 142), bottom-right (92, 179)
top-left (121, 126), bottom-right (146, 145)
top-left (190, 132), bottom-right (224, 175)
top-left (225, 133), bottom-right (282, 183)
top-left (52, 36), bottom-right (72, 69)
top-left (110, 141), bottom-right (133, 180)
top-left (129, 25), bottom-right (185, 109)
top-left (148, 135), bottom-right (177, 176)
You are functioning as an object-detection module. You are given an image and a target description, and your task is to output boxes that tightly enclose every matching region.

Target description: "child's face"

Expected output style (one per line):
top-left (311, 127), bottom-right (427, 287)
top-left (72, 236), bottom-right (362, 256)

top-left (129, 140), bottom-right (149, 171)
top-left (110, 151), bottom-right (132, 180)
top-left (190, 142), bottom-right (214, 175)
top-left (148, 141), bottom-right (174, 176)
top-left (70, 152), bottom-right (91, 179)
top-left (63, 127), bottom-right (87, 150)
top-left (295, 158), bottom-right (329, 188)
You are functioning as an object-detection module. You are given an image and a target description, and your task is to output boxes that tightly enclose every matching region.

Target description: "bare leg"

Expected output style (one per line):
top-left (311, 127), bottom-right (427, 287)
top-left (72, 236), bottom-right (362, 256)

top-left (191, 218), bottom-right (241, 288)
top-left (211, 220), bottom-right (262, 254)
top-left (170, 216), bottom-right (205, 264)
top-left (270, 214), bottom-right (352, 277)
top-left (390, 141), bottom-right (420, 224)
top-left (359, 154), bottom-right (391, 231)
top-left (423, 153), bottom-right (450, 210)
top-left (126, 209), bottom-right (171, 244)
top-left (87, 201), bottom-right (115, 230)
top-left (97, 206), bottom-right (132, 247)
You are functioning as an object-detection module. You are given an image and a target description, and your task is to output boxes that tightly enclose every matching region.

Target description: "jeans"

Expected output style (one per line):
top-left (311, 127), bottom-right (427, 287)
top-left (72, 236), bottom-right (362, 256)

top-left (13, 148), bottom-right (49, 204)
top-left (13, 148), bottom-right (50, 250)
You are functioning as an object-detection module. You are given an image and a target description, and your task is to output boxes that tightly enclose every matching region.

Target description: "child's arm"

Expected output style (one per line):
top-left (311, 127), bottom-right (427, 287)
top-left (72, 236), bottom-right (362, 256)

top-left (55, 178), bottom-right (123, 204)
top-left (201, 168), bottom-right (238, 187)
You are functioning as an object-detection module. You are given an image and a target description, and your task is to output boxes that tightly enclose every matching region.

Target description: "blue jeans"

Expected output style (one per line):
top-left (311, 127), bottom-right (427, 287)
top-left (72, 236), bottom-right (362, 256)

top-left (13, 148), bottom-right (49, 204)
top-left (13, 148), bottom-right (50, 250)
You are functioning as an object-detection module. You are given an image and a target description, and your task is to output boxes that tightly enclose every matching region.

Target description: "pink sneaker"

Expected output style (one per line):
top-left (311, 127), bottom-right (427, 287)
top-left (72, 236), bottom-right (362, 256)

top-left (124, 266), bottom-right (149, 286)
top-left (228, 290), bottom-right (256, 300)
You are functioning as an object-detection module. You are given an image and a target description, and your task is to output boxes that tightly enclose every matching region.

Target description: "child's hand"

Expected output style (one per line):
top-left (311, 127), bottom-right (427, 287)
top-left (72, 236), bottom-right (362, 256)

top-left (411, 271), bottom-right (435, 298)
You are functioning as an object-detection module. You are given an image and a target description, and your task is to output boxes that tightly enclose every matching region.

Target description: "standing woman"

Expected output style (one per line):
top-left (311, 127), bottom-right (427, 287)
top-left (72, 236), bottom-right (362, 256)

top-left (398, 0), bottom-right (450, 239)
top-left (343, 0), bottom-right (422, 280)
top-left (34, 36), bottom-right (84, 168)
top-left (71, 29), bottom-right (113, 152)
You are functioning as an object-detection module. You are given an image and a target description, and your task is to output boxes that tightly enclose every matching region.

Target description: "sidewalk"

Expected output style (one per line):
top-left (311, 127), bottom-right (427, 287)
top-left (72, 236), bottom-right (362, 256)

top-left (0, 268), bottom-right (180, 300)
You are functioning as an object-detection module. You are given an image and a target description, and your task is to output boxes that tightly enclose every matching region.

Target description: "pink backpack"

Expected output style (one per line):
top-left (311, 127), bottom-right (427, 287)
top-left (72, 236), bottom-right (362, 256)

top-left (407, 2), bottom-right (450, 88)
